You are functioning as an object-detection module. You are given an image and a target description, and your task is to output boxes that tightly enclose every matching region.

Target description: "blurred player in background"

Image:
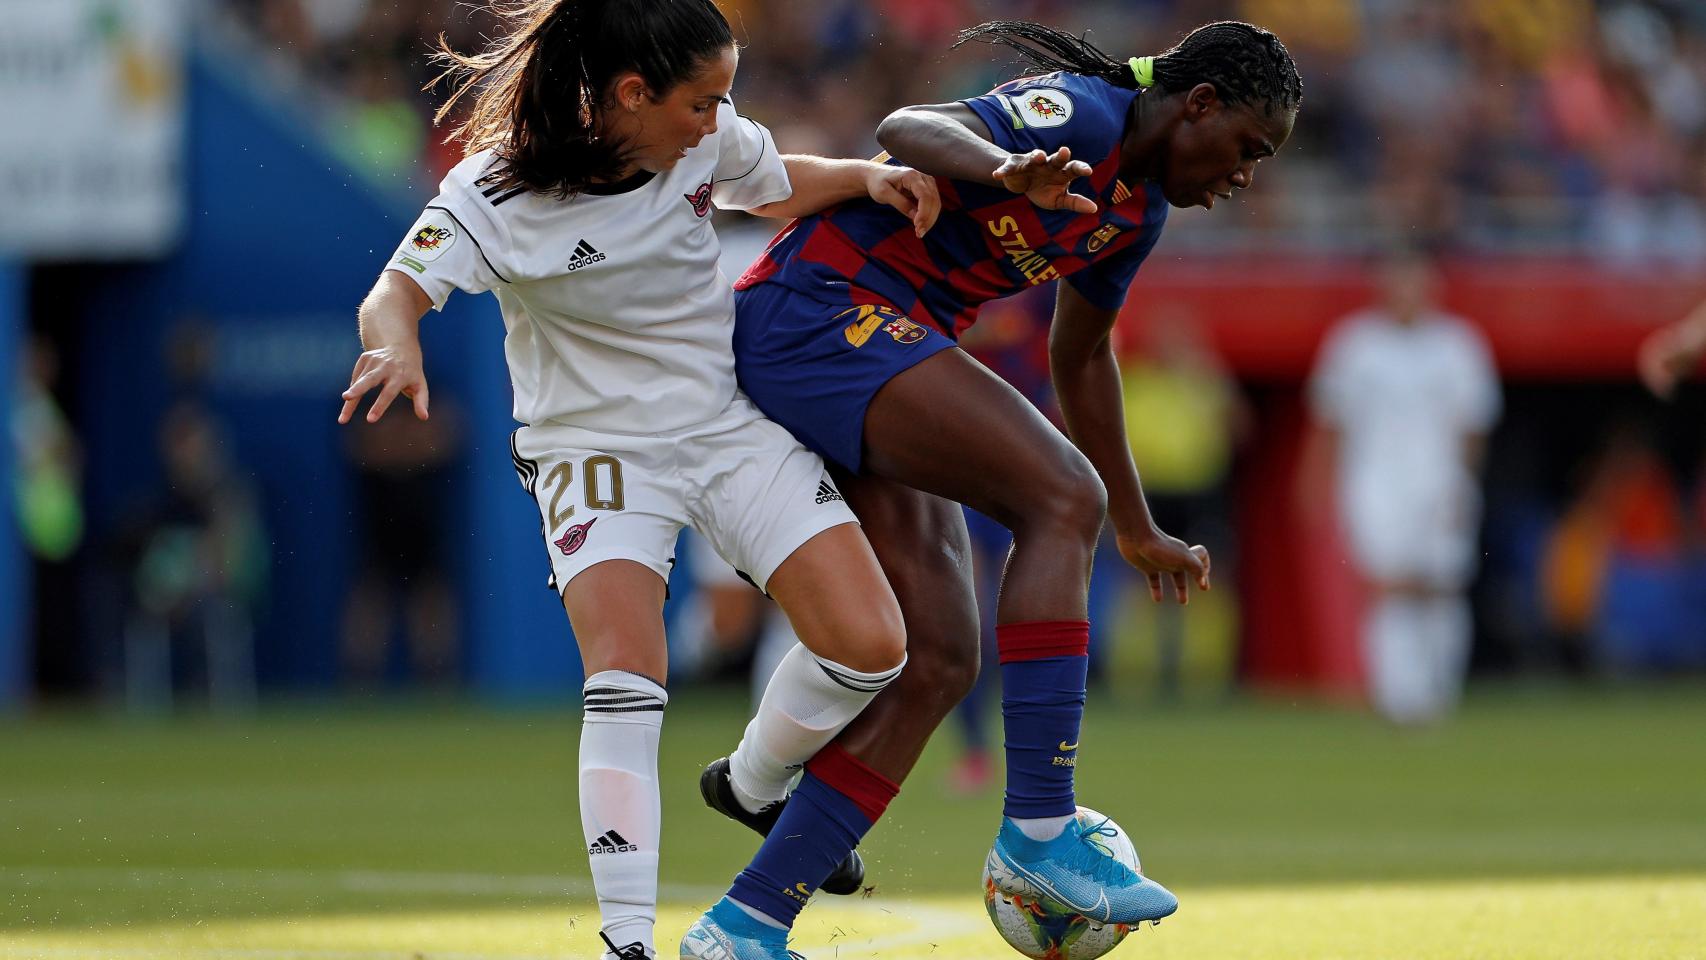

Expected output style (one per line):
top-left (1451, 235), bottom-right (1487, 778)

top-left (335, 2), bottom-right (944, 957)
top-left (677, 529), bottom-right (798, 707)
top-left (1302, 249), bottom-right (1501, 725)
top-left (686, 19), bottom-right (1301, 954)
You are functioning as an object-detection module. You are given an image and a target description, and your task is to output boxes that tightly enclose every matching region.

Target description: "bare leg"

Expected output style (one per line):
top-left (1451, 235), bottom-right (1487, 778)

top-left (823, 470), bottom-right (980, 782)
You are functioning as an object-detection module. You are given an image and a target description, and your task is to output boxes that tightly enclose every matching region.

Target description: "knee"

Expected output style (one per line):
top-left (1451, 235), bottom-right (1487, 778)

top-left (895, 640), bottom-right (979, 713)
top-left (831, 597), bottom-right (908, 675)
top-left (577, 628), bottom-right (669, 686)
top-left (1012, 457), bottom-right (1106, 544)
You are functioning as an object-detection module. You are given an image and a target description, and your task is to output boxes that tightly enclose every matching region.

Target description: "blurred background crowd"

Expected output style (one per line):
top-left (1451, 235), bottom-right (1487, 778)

top-left (218, 0), bottom-right (1706, 259)
top-left (4, 0), bottom-right (1705, 753)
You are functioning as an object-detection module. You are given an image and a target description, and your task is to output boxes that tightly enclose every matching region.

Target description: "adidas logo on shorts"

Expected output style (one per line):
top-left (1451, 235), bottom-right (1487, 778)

top-left (815, 480), bottom-right (844, 505)
top-left (588, 829), bottom-right (637, 855)
top-left (566, 239), bottom-right (606, 271)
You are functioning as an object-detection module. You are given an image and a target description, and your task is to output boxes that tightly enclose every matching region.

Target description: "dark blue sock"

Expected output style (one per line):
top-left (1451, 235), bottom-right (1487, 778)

top-left (727, 774), bottom-right (869, 925)
top-left (997, 620), bottom-right (1091, 820)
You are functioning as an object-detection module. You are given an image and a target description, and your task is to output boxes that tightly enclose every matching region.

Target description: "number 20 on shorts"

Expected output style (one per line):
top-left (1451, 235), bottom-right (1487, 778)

top-left (544, 455), bottom-right (625, 529)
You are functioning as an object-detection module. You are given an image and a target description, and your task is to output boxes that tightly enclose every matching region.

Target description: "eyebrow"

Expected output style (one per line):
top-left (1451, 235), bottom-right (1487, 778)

top-left (703, 94), bottom-right (732, 105)
top-left (1253, 138), bottom-right (1275, 157)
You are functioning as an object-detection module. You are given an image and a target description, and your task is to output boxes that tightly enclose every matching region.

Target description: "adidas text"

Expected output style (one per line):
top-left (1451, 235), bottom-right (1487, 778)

top-left (588, 829), bottom-right (637, 854)
top-left (815, 480), bottom-right (844, 505)
top-left (567, 239), bottom-right (606, 271)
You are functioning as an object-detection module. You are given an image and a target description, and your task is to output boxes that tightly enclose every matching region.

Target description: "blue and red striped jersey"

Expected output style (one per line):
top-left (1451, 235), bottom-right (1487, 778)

top-left (736, 71), bottom-right (1168, 339)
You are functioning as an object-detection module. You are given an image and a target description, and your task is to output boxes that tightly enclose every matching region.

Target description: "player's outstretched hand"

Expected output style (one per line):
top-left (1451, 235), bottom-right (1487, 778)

top-left (867, 164), bottom-right (941, 237)
top-left (1638, 317), bottom-right (1706, 399)
top-left (1116, 526), bottom-right (1211, 605)
top-left (992, 147), bottom-right (1097, 215)
top-left (339, 344), bottom-right (430, 424)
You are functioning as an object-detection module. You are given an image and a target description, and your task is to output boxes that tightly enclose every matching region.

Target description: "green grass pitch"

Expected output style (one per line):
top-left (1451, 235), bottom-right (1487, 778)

top-left (3, 683), bottom-right (1705, 958)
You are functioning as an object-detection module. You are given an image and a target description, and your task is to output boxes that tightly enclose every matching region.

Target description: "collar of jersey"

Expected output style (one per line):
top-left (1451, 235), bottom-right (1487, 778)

top-left (581, 170), bottom-right (658, 196)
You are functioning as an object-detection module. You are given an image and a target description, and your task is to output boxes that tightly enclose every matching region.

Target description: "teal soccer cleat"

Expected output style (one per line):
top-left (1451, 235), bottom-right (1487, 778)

top-left (679, 897), bottom-right (806, 960)
top-left (985, 816), bottom-right (1179, 925)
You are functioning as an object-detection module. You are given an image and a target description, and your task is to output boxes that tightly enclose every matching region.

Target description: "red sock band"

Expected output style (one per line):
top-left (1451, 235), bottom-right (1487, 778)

top-left (996, 620), bottom-right (1091, 664)
top-left (804, 743), bottom-right (900, 824)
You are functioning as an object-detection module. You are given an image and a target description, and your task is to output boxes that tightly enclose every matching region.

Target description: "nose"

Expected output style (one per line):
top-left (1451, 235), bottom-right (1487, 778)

top-left (1230, 160), bottom-right (1255, 190)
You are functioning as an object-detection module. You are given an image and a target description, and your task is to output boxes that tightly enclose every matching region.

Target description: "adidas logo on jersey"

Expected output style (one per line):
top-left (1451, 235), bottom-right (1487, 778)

top-left (588, 829), bottom-right (637, 855)
top-left (567, 239), bottom-right (606, 271)
top-left (815, 480), bottom-right (844, 505)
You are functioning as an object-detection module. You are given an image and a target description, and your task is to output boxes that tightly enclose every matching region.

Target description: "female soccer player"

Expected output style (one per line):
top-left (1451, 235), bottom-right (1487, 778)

top-left (336, 2), bottom-right (942, 958)
top-left (687, 20), bottom-right (1301, 957)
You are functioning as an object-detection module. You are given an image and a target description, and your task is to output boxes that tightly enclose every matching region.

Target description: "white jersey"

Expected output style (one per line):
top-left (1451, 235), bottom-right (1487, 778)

top-left (386, 101), bottom-right (791, 433)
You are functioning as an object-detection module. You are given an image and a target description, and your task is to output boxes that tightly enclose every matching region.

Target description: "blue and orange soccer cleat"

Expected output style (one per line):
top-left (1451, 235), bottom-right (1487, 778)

top-left (679, 897), bottom-right (806, 960)
top-left (985, 817), bottom-right (1179, 925)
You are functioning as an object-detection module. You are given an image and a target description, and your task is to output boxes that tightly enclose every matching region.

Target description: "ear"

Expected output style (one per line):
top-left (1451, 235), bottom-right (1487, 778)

top-left (1183, 82), bottom-right (1220, 121)
top-left (611, 72), bottom-right (649, 111)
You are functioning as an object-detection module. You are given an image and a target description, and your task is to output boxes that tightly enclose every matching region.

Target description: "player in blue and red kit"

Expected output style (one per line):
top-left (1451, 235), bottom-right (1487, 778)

top-left (684, 19), bottom-right (1300, 959)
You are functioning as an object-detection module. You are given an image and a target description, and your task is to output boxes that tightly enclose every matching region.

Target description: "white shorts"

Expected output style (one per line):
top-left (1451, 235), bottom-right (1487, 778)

top-left (510, 394), bottom-right (856, 594)
top-left (1340, 481), bottom-right (1479, 589)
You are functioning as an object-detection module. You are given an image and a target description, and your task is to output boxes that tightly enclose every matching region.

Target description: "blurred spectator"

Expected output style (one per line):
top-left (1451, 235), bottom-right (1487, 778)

top-left (11, 337), bottom-right (81, 565)
top-left (119, 403), bottom-right (268, 711)
top-left (11, 336), bottom-right (85, 692)
top-left (1301, 250), bottom-right (1501, 725)
top-left (1541, 421), bottom-right (1704, 670)
top-left (342, 400), bottom-right (463, 691)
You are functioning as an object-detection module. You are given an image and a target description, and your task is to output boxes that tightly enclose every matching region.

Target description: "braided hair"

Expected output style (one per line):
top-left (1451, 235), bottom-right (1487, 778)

top-left (953, 19), bottom-right (1301, 116)
top-left (432, 0), bottom-right (734, 197)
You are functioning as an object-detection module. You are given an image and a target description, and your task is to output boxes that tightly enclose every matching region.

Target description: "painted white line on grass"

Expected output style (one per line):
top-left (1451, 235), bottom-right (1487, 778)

top-left (0, 866), bottom-right (720, 901)
top-left (0, 866), bottom-right (989, 957)
top-left (797, 901), bottom-right (986, 953)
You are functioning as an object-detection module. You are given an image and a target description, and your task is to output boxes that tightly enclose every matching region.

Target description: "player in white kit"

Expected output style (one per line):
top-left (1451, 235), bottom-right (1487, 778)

top-left (336, 2), bottom-right (941, 958)
top-left (1305, 250), bottom-right (1501, 725)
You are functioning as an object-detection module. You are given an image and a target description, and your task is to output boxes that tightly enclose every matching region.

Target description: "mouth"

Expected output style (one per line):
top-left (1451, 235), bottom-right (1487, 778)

top-left (1202, 189), bottom-right (1232, 209)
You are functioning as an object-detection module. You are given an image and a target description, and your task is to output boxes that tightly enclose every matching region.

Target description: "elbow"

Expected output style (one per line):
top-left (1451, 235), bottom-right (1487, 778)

top-left (875, 109), bottom-right (917, 154)
top-left (745, 200), bottom-right (790, 219)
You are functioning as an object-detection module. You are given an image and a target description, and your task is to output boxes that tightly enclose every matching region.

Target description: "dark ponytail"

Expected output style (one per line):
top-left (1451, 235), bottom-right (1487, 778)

top-left (432, 0), bottom-right (734, 197)
top-left (953, 19), bottom-right (1302, 116)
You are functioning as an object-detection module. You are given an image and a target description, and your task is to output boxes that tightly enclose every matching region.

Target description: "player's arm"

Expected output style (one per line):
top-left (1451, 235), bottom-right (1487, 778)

top-left (747, 156), bottom-right (940, 236)
top-left (338, 270), bottom-right (434, 424)
top-left (1639, 297), bottom-right (1706, 398)
top-left (876, 103), bottom-right (1095, 214)
top-left (1049, 281), bottom-right (1210, 603)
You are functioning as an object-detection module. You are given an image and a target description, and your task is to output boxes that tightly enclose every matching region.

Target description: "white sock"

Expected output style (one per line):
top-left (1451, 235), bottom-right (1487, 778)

top-left (580, 670), bottom-right (667, 958)
top-left (728, 645), bottom-right (905, 813)
top-left (1012, 814), bottom-right (1075, 842)
top-left (731, 897), bottom-right (789, 929)
top-left (1367, 597), bottom-right (1436, 725)
top-left (1424, 595), bottom-right (1472, 715)
top-left (748, 619), bottom-right (800, 713)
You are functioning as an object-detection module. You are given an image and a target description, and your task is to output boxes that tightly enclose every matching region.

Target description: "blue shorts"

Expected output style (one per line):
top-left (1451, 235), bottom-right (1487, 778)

top-left (733, 282), bottom-right (957, 473)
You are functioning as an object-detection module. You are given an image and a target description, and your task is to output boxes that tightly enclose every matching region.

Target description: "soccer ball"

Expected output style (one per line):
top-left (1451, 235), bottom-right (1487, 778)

top-left (981, 806), bottom-right (1141, 960)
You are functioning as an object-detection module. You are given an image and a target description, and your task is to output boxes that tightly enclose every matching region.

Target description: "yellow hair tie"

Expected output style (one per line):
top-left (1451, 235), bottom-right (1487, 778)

top-left (1129, 55), bottom-right (1155, 88)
